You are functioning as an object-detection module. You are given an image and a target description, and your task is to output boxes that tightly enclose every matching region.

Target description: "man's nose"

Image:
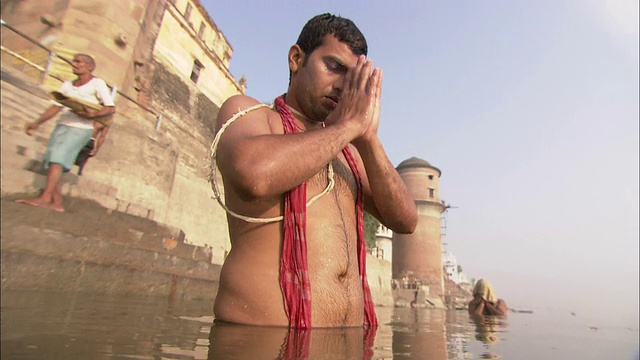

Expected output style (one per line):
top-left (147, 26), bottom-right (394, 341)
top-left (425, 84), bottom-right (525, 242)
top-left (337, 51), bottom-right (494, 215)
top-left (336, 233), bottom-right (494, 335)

top-left (333, 75), bottom-right (345, 94)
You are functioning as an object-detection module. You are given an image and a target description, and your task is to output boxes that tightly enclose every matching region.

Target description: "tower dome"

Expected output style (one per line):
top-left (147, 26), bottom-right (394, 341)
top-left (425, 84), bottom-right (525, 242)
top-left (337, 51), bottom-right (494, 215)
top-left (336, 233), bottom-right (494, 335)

top-left (396, 157), bottom-right (441, 176)
top-left (396, 156), bottom-right (442, 202)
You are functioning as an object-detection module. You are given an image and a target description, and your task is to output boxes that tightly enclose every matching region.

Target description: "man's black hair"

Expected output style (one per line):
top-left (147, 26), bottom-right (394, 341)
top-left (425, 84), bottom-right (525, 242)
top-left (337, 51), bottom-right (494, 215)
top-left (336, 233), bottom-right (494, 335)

top-left (296, 13), bottom-right (368, 59)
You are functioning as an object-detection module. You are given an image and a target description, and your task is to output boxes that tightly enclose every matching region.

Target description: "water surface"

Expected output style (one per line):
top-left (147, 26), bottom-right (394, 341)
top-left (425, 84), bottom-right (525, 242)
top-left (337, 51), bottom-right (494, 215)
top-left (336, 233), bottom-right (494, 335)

top-left (1, 290), bottom-right (637, 359)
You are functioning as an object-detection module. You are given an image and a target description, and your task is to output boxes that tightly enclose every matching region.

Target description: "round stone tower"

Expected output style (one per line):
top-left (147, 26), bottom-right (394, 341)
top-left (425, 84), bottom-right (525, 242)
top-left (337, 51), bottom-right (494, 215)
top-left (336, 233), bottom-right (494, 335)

top-left (393, 157), bottom-right (446, 297)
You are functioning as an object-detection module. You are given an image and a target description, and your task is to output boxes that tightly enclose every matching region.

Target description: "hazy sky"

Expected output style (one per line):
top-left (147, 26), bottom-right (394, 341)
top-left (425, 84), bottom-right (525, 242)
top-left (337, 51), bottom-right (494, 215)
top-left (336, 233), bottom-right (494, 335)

top-left (202, 0), bottom-right (639, 327)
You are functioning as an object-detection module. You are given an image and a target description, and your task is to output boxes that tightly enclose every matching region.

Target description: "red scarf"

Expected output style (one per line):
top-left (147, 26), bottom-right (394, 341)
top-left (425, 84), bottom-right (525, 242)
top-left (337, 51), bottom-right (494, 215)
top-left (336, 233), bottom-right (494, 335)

top-left (274, 95), bottom-right (378, 329)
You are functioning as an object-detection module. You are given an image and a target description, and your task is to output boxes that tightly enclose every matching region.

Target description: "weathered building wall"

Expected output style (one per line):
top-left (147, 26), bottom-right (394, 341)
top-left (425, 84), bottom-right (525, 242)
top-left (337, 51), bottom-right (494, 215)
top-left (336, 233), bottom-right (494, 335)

top-left (0, 0), bottom-right (69, 82)
top-left (0, 0), bottom-right (152, 93)
top-left (365, 255), bottom-right (394, 307)
top-left (0, 0), bottom-right (69, 47)
top-left (1, 0), bottom-right (241, 264)
top-left (144, 57), bottom-right (231, 259)
top-left (139, 0), bottom-right (242, 258)
top-left (375, 225), bottom-right (393, 263)
top-left (168, 0), bottom-right (233, 69)
top-left (117, 0), bottom-right (165, 105)
top-left (52, 0), bottom-right (145, 89)
top-left (153, 1), bottom-right (241, 107)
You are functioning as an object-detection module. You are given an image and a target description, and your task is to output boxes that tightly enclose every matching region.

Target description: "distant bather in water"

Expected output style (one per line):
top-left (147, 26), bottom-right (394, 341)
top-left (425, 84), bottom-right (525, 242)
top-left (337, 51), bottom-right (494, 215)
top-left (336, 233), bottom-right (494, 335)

top-left (468, 279), bottom-right (508, 316)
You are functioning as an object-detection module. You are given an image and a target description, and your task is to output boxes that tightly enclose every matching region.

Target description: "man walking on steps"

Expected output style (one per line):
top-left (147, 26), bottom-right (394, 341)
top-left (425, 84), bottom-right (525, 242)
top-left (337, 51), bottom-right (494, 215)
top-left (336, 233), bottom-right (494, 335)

top-left (16, 53), bottom-right (115, 213)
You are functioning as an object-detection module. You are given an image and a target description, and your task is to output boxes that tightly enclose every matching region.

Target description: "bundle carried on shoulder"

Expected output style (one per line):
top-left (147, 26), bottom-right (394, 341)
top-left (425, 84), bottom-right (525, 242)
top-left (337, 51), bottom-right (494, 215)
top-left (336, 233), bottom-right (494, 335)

top-left (50, 91), bottom-right (113, 127)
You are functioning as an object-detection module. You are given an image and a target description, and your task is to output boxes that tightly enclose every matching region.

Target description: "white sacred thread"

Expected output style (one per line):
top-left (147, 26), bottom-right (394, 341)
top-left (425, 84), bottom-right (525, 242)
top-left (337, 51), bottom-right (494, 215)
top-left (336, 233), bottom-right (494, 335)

top-left (208, 103), bottom-right (335, 223)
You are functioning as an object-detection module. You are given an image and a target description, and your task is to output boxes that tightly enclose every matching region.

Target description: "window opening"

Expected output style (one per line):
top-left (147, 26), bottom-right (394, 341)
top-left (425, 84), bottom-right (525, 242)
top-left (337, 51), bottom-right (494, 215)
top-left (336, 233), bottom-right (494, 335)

top-left (198, 22), bottom-right (206, 39)
top-left (184, 3), bottom-right (192, 21)
top-left (190, 59), bottom-right (203, 83)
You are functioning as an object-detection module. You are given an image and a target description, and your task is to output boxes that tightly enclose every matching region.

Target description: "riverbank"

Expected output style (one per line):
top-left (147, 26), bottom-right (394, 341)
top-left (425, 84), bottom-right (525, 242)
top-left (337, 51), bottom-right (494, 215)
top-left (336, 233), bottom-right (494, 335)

top-left (1, 194), bottom-right (220, 301)
top-left (0, 60), bottom-right (221, 301)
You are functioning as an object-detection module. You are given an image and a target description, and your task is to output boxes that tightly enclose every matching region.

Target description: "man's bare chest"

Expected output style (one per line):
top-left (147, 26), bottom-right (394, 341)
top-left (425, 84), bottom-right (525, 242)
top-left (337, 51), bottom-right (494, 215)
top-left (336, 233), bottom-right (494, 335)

top-left (307, 156), bottom-right (357, 198)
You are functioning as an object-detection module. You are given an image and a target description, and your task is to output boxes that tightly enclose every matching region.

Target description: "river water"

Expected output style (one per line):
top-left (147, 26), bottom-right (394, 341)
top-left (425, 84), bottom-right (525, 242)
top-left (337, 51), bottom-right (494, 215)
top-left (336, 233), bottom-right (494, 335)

top-left (1, 289), bottom-right (637, 359)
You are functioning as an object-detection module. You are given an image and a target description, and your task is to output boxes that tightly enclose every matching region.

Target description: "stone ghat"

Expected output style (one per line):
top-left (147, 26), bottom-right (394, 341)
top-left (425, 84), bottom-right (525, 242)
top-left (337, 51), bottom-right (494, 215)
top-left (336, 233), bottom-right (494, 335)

top-left (1, 195), bottom-right (220, 301)
top-left (1, 62), bottom-right (220, 301)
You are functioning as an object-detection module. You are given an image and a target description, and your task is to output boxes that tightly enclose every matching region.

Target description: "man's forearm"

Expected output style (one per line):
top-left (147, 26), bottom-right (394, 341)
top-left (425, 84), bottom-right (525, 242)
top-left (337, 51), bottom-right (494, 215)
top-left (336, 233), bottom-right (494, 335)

top-left (471, 302), bottom-right (485, 315)
top-left (35, 105), bottom-right (63, 125)
top-left (220, 122), bottom-right (357, 199)
top-left (91, 106), bottom-right (115, 119)
top-left (485, 301), bottom-right (507, 316)
top-left (356, 137), bottom-right (417, 233)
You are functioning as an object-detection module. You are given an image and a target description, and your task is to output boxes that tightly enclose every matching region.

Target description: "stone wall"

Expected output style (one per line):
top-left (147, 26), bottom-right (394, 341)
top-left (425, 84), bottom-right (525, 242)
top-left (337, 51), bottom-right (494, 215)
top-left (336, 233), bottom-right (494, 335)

top-left (0, 0), bottom-right (69, 83)
top-left (66, 0), bottom-right (151, 87)
top-left (150, 61), bottom-right (192, 116)
top-left (366, 255), bottom-right (394, 307)
top-left (443, 278), bottom-right (471, 309)
top-left (1, 0), bottom-right (239, 263)
top-left (152, 1), bottom-right (242, 106)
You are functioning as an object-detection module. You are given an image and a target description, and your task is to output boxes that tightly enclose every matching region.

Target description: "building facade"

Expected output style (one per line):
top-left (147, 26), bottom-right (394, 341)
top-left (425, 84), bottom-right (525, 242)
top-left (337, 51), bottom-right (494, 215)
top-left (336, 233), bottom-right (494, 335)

top-left (1, 0), bottom-right (244, 264)
top-left (375, 224), bottom-right (393, 263)
top-left (442, 251), bottom-right (470, 286)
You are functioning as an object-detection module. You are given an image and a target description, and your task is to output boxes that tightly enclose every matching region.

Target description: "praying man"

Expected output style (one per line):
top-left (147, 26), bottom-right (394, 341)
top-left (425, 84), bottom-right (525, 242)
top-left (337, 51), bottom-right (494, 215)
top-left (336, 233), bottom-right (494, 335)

top-left (211, 13), bottom-right (417, 329)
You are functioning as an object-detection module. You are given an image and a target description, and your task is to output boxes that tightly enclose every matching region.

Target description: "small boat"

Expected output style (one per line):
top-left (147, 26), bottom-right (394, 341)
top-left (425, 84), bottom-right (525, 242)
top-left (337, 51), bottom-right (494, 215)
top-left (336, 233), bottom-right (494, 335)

top-left (509, 308), bottom-right (534, 314)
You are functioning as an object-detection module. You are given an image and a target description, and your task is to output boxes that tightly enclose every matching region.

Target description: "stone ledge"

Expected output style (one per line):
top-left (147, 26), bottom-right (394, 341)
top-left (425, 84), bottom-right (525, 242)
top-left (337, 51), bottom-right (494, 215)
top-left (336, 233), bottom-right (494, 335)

top-left (1, 196), bottom-right (214, 263)
top-left (1, 251), bottom-right (218, 302)
top-left (2, 224), bottom-right (220, 282)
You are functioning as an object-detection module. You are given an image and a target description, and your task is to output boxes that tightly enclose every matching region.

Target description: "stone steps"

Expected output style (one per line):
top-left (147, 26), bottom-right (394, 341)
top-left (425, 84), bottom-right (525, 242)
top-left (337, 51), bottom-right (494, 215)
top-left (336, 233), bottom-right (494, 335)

top-left (1, 61), bottom-right (221, 300)
top-left (1, 81), bottom-right (52, 129)
top-left (0, 66), bottom-right (159, 221)
top-left (1, 197), bottom-right (214, 264)
top-left (1, 225), bottom-right (219, 301)
top-left (1, 61), bottom-right (65, 139)
top-left (1, 195), bottom-right (219, 300)
top-left (1, 62), bottom-right (215, 263)
top-left (0, 126), bottom-right (66, 196)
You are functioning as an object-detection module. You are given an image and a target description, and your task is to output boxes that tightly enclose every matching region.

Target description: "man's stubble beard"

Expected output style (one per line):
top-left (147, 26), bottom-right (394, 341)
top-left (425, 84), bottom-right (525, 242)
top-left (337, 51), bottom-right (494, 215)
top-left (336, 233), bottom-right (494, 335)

top-left (309, 94), bottom-right (336, 123)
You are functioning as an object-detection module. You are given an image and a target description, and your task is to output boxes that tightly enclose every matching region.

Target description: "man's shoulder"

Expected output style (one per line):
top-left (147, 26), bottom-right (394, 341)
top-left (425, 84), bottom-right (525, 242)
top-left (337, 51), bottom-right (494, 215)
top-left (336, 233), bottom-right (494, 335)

top-left (216, 95), bottom-right (282, 135)
top-left (221, 95), bottom-right (269, 112)
top-left (218, 95), bottom-right (273, 124)
top-left (88, 77), bottom-right (108, 87)
top-left (59, 80), bottom-right (73, 90)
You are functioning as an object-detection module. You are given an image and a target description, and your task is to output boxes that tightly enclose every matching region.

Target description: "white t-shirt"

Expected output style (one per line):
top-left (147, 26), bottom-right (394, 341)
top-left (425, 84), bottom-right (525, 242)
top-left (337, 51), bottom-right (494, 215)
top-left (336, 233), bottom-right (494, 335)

top-left (55, 77), bottom-right (115, 129)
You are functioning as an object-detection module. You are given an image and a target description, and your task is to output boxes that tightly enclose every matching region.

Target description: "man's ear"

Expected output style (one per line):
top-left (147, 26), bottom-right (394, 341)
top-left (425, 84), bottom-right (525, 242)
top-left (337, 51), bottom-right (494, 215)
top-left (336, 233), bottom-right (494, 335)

top-left (288, 44), bottom-right (305, 74)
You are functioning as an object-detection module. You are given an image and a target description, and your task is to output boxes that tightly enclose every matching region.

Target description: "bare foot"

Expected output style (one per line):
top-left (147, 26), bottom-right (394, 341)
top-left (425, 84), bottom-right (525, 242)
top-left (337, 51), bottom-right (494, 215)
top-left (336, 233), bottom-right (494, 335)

top-left (48, 204), bottom-right (65, 213)
top-left (16, 198), bottom-right (63, 212)
top-left (15, 198), bottom-right (50, 209)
